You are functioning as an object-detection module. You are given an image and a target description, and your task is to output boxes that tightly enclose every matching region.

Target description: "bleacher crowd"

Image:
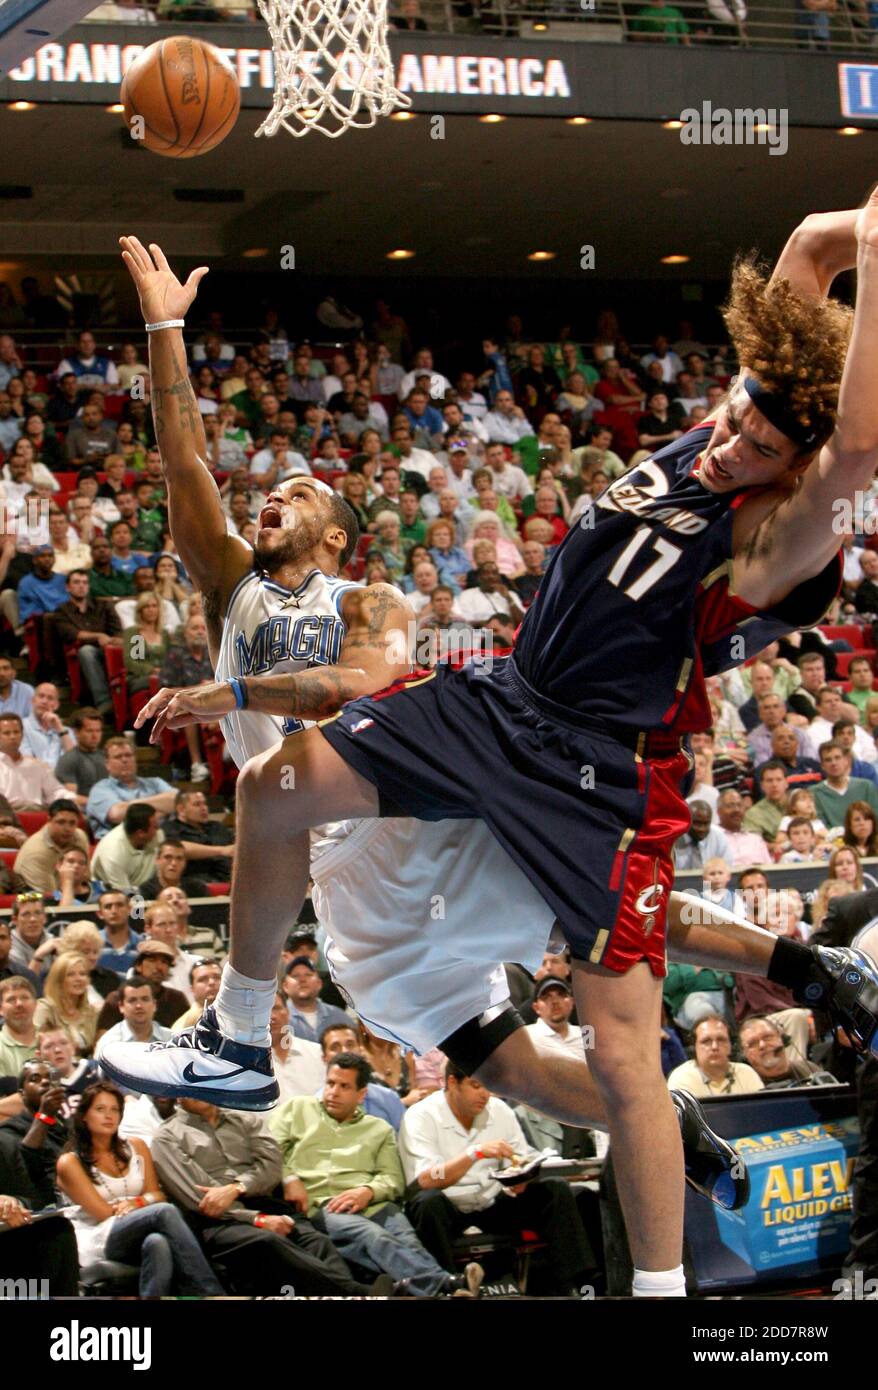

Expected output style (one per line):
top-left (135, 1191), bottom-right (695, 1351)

top-left (0, 285), bottom-right (874, 1295)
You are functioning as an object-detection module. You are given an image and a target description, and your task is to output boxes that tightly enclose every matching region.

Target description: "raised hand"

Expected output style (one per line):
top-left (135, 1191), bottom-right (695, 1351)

top-left (119, 236), bottom-right (209, 325)
top-left (134, 681), bottom-right (237, 743)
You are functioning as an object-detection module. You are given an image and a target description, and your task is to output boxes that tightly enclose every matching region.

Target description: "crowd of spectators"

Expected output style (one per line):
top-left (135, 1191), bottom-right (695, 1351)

top-left (0, 290), bottom-right (873, 1295)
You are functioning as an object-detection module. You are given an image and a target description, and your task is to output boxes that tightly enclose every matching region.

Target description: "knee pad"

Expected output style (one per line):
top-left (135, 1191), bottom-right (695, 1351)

top-left (439, 1003), bottom-right (525, 1075)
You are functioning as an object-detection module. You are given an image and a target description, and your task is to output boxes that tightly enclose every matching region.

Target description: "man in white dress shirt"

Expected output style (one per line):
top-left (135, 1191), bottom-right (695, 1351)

top-left (398, 1061), bottom-right (595, 1295)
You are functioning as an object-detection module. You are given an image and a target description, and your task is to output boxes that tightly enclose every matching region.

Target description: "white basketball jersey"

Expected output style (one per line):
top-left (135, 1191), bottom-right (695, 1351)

top-left (215, 566), bottom-right (359, 768)
top-left (216, 563), bottom-right (554, 1052)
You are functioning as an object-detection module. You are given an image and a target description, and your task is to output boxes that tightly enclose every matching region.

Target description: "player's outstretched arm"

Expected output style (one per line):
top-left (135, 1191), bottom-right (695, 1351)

top-left (733, 193), bottom-right (878, 606)
top-left (118, 236), bottom-right (252, 612)
top-left (134, 583), bottom-right (414, 739)
top-left (769, 209), bottom-right (859, 300)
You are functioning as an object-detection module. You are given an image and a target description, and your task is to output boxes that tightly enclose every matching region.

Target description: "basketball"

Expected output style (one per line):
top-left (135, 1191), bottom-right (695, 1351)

top-left (120, 36), bottom-right (240, 159)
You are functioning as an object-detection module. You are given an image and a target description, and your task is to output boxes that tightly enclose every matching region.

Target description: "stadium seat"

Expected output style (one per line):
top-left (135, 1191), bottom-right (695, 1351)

top-left (206, 883), bottom-right (230, 896)
top-left (18, 811), bottom-right (48, 837)
top-left (79, 1261), bottom-right (140, 1295)
top-left (821, 625), bottom-right (867, 647)
top-left (0, 849), bottom-right (17, 875)
top-left (452, 1230), bottom-right (546, 1294)
top-left (63, 642), bottom-right (83, 703)
top-left (835, 649), bottom-right (876, 678)
top-left (103, 643), bottom-right (128, 733)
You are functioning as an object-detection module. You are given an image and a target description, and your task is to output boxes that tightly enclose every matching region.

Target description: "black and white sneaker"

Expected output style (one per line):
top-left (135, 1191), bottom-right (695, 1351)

top-left (672, 1089), bottom-right (750, 1211)
top-left (801, 946), bottom-right (878, 1056)
top-left (99, 1005), bottom-right (280, 1111)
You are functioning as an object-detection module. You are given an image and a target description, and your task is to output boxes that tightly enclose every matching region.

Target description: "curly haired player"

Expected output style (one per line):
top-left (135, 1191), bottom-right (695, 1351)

top-left (103, 208), bottom-right (878, 1298)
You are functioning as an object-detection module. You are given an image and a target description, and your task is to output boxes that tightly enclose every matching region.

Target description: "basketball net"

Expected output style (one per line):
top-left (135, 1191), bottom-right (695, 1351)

top-left (256, 0), bottom-right (411, 138)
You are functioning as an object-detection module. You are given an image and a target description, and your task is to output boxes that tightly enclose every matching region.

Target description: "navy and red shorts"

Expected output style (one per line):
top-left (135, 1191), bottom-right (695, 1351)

top-left (319, 656), bottom-right (692, 975)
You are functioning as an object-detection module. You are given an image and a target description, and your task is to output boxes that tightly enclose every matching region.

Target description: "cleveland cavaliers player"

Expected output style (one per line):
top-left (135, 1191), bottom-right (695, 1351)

top-left (103, 235), bottom-right (878, 1284)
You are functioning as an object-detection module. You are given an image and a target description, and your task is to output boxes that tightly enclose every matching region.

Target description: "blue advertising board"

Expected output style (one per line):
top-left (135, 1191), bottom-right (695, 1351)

top-left (684, 1088), bottom-right (859, 1293)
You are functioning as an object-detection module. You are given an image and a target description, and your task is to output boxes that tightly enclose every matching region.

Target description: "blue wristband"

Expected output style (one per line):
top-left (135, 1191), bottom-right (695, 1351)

top-left (229, 678), bottom-right (248, 710)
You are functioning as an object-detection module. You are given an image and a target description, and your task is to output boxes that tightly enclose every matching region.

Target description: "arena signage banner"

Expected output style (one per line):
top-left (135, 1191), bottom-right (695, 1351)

top-left (684, 1104), bottom-right (860, 1292)
top-left (0, 28), bottom-right (575, 112)
top-left (838, 62), bottom-right (878, 119)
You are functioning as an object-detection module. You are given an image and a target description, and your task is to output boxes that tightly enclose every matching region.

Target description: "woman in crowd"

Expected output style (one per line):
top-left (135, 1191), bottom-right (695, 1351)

top-left (463, 538), bottom-right (498, 588)
top-left (556, 371), bottom-right (599, 442)
top-left (348, 441), bottom-right (383, 505)
top-left (114, 420), bottom-right (145, 473)
top-left (465, 513), bottom-right (524, 579)
top-left (471, 468), bottom-right (519, 533)
top-left (355, 1020), bottom-right (426, 1109)
top-left (57, 1083), bottom-right (224, 1296)
top-left (152, 553), bottom-right (191, 627)
top-left (827, 843), bottom-right (877, 891)
top-left (33, 951), bottom-right (99, 1054)
top-left (339, 472), bottom-right (371, 532)
top-left (811, 879), bottom-right (850, 935)
top-left (366, 511), bottom-right (410, 587)
top-left (7, 376), bottom-right (26, 422)
top-left (843, 800), bottom-right (878, 859)
top-left (365, 556), bottom-right (390, 586)
top-left (426, 518), bottom-right (469, 588)
top-left (400, 543), bottom-right (431, 594)
top-left (193, 365), bottom-right (220, 415)
top-left (116, 342), bottom-right (148, 393)
top-left (57, 919), bottom-right (118, 1002)
top-left (121, 592), bottom-right (170, 696)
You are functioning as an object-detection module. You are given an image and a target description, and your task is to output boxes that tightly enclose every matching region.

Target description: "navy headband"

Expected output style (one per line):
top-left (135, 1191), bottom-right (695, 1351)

top-left (742, 375), bottom-right (822, 451)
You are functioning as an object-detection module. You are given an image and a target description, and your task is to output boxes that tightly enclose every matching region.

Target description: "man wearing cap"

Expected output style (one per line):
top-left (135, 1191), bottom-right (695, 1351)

top-left (443, 443), bottom-right (477, 503)
top-left (94, 975), bottom-right (173, 1062)
top-left (16, 547), bottom-right (68, 624)
top-left (283, 956), bottom-right (350, 1044)
top-left (525, 977), bottom-right (584, 1061)
top-left (95, 940), bottom-right (189, 1035)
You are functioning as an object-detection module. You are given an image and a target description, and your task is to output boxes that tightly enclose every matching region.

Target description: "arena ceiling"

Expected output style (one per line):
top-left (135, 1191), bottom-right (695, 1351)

top-left (0, 102), bottom-right (875, 283)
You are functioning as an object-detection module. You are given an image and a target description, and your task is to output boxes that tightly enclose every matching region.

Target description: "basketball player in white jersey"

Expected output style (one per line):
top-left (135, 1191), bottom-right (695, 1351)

top-left (102, 238), bottom-right (878, 1215)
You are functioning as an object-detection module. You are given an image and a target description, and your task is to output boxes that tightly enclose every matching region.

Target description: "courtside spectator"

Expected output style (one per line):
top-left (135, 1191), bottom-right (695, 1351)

top-left (94, 976), bottom-right (172, 1059)
top-left (0, 714), bottom-right (75, 812)
top-left (55, 707), bottom-right (107, 798)
top-left (666, 1016), bottom-right (764, 1097)
top-left (13, 798), bottom-right (89, 894)
top-left (85, 738), bottom-right (174, 840)
top-left (91, 803), bottom-right (163, 893)
top-left (0, 976), bottom-right (38, 1076)
top-left (160, 789), bottom-right (235, 880)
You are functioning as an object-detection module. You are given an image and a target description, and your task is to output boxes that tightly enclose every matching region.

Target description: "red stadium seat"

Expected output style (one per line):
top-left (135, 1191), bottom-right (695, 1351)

top-left (0, 849), bottom-right (17, 875)
top-left (63, 642), bottom-right (83, 703)
top-left (835, 649), bottom-right (876, 678)
top-left (0, 894), bottom-right (15, 909)
top-left (53, 472), bottom-right (80, 492)
top-left (103, 643), bottom-right (128, 733)
top-left (18, 811), bottom-right (48, 837)
top-left (206, 883), bottom-right (230, 896)
top-left (821, 625), bottom-right (867, 648)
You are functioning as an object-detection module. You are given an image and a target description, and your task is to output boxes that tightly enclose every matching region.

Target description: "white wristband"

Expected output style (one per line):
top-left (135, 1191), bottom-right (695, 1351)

top-left (145, 319), bottom-right (184, 333)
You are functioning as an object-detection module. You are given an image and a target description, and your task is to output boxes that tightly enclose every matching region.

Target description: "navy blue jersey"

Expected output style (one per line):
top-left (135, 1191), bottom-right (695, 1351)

top-left (513, 425), bottom-right (840, 733)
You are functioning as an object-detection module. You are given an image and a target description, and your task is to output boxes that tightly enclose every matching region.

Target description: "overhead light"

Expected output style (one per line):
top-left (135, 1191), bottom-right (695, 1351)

top-left (8, 101), bottom-right (35, 112)
top-left (242, 247), bottom-right (269, 258)
top-left (528, 250), bottom-right (556, 262)
top-left (391, 110), bottom-right (416, 121)
top-left (106, 103), bottom-right (125, 114)
top-left (480, 113), bottom-right (505, 123)
top-left (532, 19), bottom-right (548, 29)
top-left (566, 116), bottom-right (591, 126)
top-left (663, 119), bottom-right (683, 129)
top-left (386, 248), bottom-right (415, 260)
top-left (839, 125), bottom-right (862, 135)
top-left (300, 108), bottom-right (318, 120)
top-left (754, 122), bottom-right (772, 132)
top-left (661, 253), bottom-right (690, 265)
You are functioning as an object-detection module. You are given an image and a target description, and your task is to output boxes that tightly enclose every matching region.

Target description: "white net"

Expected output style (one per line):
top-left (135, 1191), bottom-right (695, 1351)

top-left (256, 0), bottom-right (411, 138)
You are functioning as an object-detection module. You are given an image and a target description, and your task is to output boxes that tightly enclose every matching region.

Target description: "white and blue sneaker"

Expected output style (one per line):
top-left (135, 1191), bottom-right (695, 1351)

top-left (99, 1005), bottom-right (280, 1111)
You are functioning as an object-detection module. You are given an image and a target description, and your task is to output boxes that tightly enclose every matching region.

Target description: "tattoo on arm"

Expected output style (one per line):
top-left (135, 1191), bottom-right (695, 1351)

top-left (246, 667), bottom-right (363, 719)
top-left (151, 348), bottom-right (200, 449)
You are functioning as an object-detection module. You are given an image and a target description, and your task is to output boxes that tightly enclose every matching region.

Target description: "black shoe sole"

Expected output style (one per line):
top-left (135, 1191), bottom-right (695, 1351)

top-left (98, 1054), bottom-right (280, 1111)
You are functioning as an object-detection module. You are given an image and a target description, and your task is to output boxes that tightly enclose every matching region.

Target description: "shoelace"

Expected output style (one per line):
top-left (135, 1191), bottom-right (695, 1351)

top-left (146, 1022), bottom-right (209, 1054)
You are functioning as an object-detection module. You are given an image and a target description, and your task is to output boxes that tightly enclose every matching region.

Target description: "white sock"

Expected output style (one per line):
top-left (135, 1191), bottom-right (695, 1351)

top-left (214, 964), bottom-right (276, 1047)
top-left (632, 1265), bottom-right (686, 1298)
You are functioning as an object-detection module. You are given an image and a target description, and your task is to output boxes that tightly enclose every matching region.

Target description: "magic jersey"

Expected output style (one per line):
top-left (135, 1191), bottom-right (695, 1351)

top-left (513, 424), bottom-right (841, 733)
top-left (215, 566), bottom-right (359, 768)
